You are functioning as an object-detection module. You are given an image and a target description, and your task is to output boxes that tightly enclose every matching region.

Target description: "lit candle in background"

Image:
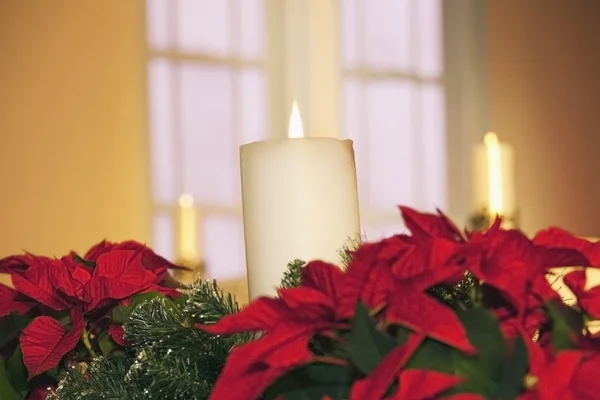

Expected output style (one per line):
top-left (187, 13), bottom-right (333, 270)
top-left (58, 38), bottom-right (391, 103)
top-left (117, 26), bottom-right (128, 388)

top-left (178, 193), bottom-right (198, 263)
top-left (240, 101), bottom-right (361, 299)
top-left (288, 102), bottom-right (303, 139)
top-left (485, 133), bottom-right (503, 215)
top-left (473, 132), bottom-right (515, 219)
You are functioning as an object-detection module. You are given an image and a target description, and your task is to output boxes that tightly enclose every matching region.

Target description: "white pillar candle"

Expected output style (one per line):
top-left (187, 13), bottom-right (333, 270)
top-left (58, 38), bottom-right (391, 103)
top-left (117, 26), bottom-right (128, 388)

top-left (240, 103), bottom-right (361, 299)
top-left (177, 193), bottom-right (198, 263)
top-left (472, 132), bottom-right (516, 217)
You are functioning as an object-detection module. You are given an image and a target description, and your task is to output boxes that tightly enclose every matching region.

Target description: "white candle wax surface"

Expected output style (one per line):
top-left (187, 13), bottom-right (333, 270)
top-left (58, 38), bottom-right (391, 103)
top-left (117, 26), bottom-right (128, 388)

top-left (240, 137), bottom-right (361, 300)
top-left (472, 134), bottom-right (515, 217)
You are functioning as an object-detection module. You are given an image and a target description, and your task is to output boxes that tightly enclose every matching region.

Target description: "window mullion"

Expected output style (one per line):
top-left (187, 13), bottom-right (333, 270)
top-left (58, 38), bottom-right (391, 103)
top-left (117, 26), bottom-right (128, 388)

top-left (342, 68), bottom-right (442, 83)
top-left (148, 51), bottom-right (263, 67)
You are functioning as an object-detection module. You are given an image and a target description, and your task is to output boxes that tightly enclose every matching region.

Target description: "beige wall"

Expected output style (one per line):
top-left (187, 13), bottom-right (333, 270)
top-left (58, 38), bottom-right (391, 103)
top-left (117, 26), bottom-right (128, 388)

top-left (487, 0), bottom-right (600, 236)
top-left (0, 0), bottom-right (149, 259)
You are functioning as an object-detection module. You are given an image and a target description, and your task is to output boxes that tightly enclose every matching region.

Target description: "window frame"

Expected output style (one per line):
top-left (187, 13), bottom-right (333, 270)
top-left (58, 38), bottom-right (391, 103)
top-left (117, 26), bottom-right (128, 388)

top-left (143, 0), bottom-right (489, 261)
top-left (143, 0), bottom-right (268, 276)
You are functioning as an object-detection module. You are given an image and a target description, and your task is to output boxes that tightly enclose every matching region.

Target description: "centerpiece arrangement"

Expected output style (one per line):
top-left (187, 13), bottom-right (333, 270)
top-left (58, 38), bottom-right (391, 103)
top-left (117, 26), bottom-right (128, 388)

top-left (2, 207), bottom-right (600, 399)
top-left (0, 241), bottom-right (183, 399)
top-left (3, 104), bottom-right (598, 399)
top-left (198, 207), bottom-right (600, 399)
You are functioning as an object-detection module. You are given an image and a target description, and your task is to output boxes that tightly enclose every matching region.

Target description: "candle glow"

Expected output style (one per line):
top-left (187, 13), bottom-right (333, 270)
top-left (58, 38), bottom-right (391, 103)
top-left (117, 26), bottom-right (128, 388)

top-left (484, 132), bottom-right (503, 215)
top-left (179, 193), bottom-right (194, 208)
top-left (288, 101), bottom-right (304, 139)
top-left (178, 193), bottom-right (197, 262)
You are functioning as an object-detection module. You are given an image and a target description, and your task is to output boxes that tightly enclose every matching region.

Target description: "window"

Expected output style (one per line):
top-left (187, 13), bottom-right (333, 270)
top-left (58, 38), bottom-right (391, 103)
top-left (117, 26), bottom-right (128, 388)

top-left (340, 0), bottom-right (446, 240)
top-left (145, 1), bottom-right (479, 280)
top-left (145, 0), bottom-right (267, 280)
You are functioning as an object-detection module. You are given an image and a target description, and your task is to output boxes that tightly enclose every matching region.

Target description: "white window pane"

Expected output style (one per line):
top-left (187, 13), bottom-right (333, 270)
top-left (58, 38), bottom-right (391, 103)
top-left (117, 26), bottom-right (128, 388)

top-left (240, 68), bottom-right (267, 145)
top-left (342, 78), bottom-right (370, 208)
top-left (237, 0), bottom-right (266, 59)
top-left (152, 212), bottom-right (175, 262)
top-left (203, 214), bottom-right (246, 280)
top-left (146, 0), bottom-right (171, 50)
top-left (341, 0), bottom-right (358, 68)
top-left (364, 0), bottom-right (411, 71)
top-left (176, 0), bottom-right (231, 56)
top-left (365, 80), bottom-right (417, 210)
top-left (148, 58), bottom-right (176, 202)
top-left (415, 0), bottom-right (443, 77)
top-left (419, 83), bottom-right (447, 211)
top-left (179, 63), bottom-right (236, 205)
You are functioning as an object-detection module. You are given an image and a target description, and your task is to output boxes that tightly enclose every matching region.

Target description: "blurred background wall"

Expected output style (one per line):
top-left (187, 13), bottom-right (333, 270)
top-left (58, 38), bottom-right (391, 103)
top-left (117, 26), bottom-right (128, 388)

top-left (0, 0), bottom-right (149, 258)
top-left (487, 0), bottom-right (600, 236)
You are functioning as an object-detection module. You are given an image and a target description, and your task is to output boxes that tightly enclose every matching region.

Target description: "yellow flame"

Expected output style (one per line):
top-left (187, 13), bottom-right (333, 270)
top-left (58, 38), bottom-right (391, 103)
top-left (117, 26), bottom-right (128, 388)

top-left (179, 193), bottom-right (194, 208)
top-left (288, 101), bottom-right (304, 139)
top-left (484, 132), bottom-right (503, 215)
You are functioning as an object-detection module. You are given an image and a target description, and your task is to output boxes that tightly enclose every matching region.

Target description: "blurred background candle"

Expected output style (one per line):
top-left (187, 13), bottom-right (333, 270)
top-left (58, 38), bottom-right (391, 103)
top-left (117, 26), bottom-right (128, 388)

top-left (472, 132), bottom-right (516, 218)
top-left (240, 102), bottom-right (361, 299)
top-left (177, 193), bottom-right (197, 263)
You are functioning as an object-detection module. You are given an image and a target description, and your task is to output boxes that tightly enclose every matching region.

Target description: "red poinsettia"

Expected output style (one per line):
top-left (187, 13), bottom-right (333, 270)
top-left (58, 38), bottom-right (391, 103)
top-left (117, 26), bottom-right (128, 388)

top-left (563, 269), bottom-right (600, 318)
top-left (0, 239), bottom-right (182, 398)
top-left (20, 307), bottom-right (86, 377)
top-left (200, 261), bottom-right (347, 399)
top-left (200, 206), bottom-right (600, 400)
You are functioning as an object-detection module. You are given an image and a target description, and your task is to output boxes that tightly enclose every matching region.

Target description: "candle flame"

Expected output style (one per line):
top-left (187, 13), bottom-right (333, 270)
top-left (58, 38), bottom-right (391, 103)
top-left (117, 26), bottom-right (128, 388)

top-left (484, 132), bottom-right (503, 215)
top-left (179, 193), bottom-right (194, 208)
top-left (288, 101), bottom-right (304, 139)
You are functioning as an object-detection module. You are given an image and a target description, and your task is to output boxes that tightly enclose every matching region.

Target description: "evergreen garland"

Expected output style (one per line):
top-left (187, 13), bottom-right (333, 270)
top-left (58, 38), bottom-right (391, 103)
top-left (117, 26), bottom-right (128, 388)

top-left (49, 280), bottom-right (250, 400)
top-left (427, 272), bottom-right (476, 311)
top-left (279, 260), bottom-right (305, 290)
top-left (49, 237), bottom-right (476, 399)
top-left (48, 356), bottom-right (135, 400)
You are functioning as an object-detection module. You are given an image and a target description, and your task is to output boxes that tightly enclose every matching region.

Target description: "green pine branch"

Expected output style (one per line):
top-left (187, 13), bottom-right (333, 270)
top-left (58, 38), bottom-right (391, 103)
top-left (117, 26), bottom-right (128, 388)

top-left (280, 259), bottom-right (305, 289)
top-left (337, 233), bottom-right (365, 268)
top-left (427, 272), bottom-right (477, 311)
top-left (51, 279), bottom-right (249, 400)
top-left (184, 279), bottom-right (243, 325)
top-left (47, 356), bottom-right (136, 400)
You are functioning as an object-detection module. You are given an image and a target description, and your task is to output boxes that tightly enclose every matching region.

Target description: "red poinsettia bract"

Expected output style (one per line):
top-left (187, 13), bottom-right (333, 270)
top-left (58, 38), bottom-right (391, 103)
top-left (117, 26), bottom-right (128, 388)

top-left (199, 261), bottom-right (346, 399)
top-left (201, 206), bottom-right (600, 400)
top-left (20, 307), bottom-right (86, 377)
top-left (0, 239), bottom-right (181, 381)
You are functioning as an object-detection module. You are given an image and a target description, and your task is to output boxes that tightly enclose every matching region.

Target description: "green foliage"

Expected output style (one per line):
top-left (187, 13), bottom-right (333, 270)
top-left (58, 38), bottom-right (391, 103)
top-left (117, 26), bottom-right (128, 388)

top-left (0, 313), bottom-right (31, 348)
top-left (469, 212), bottom-right (493, 232)
top-left (0, 355), bottom-right (21, 400)
top-left (185, 279), bottom-right (244, 325)
top-left (5, 347), bottom-right (28, 396)
top-left (97, 332), bottom-right (115, 357)
top-left (50, 279), bottom-right (249, 400)
top-left (267, 305), bottom-right (528, 399)
top-left (264, 364), bottom-right (355, 400)
top-left (545, 298), bottom-right (584, 352)
top-left (427, 272), bottom-right (477, 311)
top-left (72, 254), bottom-right (96, 268)
top-left (337, 233), bottom-right (365, 268)
top-left (347, 303), bottom-right (395, 375)
top-left (112, 292), bottom-right (166, 324)
top-left (280, 260), bottom-right (305, 290)
top-left (406, 307), bottom-right (527, 398)
top-left (50, 243), bottom-right (481, 399)
top-left (47, 356), bottom-right (135, 400)
top-left (492, 336), bottom-right (528, 400)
